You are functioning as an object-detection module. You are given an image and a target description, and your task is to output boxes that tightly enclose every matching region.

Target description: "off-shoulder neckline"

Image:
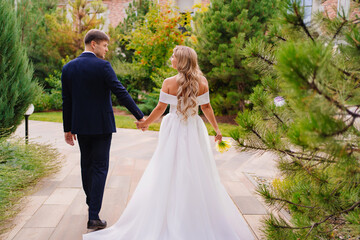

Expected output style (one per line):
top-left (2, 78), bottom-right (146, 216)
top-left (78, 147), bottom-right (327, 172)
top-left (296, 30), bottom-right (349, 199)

top-left (160, 90), bottom-right (209, 98)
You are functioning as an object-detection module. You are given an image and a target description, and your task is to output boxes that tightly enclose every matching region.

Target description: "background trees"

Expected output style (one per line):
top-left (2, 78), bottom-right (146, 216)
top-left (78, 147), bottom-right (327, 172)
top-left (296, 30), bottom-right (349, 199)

top-left (109, 0), bottom-right (188, 114)
top-left (15, 0), bottom-right (58, 82)
top-left (0, 0), bottom-right (39, 138)
top-left (108, 0), bottom-right (151, 62)
top-left (44, 0), bottom-right (106, 69)
top-left (233, 0), bottom-right (360, 238)
top-left (191, 0), bottom-right (278, 115)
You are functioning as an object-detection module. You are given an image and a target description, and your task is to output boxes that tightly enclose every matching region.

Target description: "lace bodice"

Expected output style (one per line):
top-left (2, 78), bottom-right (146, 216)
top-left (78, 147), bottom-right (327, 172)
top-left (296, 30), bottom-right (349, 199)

top-left (159, 91), bottom-right (210, 114)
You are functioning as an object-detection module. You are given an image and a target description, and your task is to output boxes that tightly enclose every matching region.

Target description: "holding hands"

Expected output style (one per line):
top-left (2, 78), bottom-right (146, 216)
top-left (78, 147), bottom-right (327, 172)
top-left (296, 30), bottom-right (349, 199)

top-left (136, 118), bottom-right (148, 131)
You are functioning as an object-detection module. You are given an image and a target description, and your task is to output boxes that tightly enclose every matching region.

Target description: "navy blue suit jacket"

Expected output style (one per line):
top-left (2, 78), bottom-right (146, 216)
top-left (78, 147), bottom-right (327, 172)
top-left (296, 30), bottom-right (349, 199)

top-left (61, 52), bottom-right (144, 135)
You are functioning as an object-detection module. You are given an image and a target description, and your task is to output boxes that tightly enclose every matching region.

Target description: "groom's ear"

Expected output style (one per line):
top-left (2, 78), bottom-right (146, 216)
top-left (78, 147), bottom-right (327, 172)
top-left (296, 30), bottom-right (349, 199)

top-left (90, 40), bottom-right (97, 50)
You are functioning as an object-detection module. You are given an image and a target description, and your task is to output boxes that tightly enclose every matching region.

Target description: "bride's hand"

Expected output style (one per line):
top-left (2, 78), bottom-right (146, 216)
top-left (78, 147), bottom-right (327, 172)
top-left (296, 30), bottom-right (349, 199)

top-left (135, 120), bottom-right (148, 131)
top-left (215, 130), bottom-right (222, 142)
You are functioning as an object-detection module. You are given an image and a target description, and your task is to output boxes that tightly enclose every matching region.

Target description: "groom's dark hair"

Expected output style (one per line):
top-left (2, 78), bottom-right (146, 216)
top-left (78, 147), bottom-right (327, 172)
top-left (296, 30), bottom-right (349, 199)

top-left (84, 29), bottom-right (110, 45)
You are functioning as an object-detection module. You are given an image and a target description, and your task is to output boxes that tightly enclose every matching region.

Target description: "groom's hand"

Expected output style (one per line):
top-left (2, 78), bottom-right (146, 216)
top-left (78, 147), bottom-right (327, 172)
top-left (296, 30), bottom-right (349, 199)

top-left (64, 132), bottom-right (77, 146)
top-left (136, 117), bottom-right (148, 131)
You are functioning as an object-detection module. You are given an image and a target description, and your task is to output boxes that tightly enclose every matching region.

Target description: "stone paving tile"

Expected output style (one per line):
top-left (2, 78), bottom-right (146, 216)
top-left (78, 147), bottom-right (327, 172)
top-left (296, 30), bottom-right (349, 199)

top-left (60, 190), bottom-right (87, 216)
top-left (50, 158), bottom-right (77, 182)
top-left (236, 172), bottom-right (258, 193)
top-left (44, 188), bottom-right (80, 205)
top-left (128, 180), bottom-right (139, 201)
top-left (12, 228), bottom-right (54, 240)
top-left (69, 164), bottom-right (81, 176)
top-left (233, 196), bottom-right (268, 215)
top-left (24, 205), bottom-right (69, 228)
top-left (106, 175), bottom-right (131, 189)
top-left (237, 152), bottom-right (278, 179)
top-left (134, 159), bottom-right (150, 171)
top-left (32, 180), bottom-right (60, 197)
top-left (18, 196), bottom-right (48, 217)
top-left (2, 215), bottom-right (31, 240)
top-left (101, 187), bottom-right (130, 226)
top-left (111, 158), bottom-right (135, 176)
top-left (224, 181), bottom-right (253, 197)
top-left (219, 170), bottom-right (242, 181)
top-left (57, 174), bottom-right (82, 188)
top-left (244, 215), bottom-right (267, 240)
top-left (48, 215), bottom-right (87, 240)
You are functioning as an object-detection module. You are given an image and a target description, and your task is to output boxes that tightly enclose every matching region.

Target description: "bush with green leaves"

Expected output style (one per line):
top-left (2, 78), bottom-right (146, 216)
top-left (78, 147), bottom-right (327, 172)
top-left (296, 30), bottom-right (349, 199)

top-left (34, 70), bottom-right (63, 112)
top-left (34, 58), bottom-right (70, 111)
top-left (233, 0), bottom-right (360, 239)
top-left (112, 60), bottom-right (149, 98)
top-left (125, 1), bottom-right (188, 91)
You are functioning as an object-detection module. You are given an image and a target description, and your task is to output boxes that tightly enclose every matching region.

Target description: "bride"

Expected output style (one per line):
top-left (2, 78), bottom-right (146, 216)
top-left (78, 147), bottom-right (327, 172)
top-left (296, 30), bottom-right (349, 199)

top-left (83, 46), bottom-right (254, 240)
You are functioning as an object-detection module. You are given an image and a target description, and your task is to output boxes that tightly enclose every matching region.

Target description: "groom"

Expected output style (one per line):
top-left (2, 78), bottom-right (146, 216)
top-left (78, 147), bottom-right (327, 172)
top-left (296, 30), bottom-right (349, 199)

top-left (61, 29), bottom-right (145, 230)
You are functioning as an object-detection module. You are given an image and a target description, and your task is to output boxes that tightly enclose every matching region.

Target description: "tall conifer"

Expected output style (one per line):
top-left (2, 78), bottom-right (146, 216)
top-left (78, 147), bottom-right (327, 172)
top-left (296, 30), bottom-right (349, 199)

top-left (192, 0), bottom-right (277, 114)
top-left (0, 0), bottom-right (38, 138)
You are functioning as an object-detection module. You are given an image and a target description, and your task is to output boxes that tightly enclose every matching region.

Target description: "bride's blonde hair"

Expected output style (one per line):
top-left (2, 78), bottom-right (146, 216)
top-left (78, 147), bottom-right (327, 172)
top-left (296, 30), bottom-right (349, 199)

top-left (173, 46), bottom-right (203, 121)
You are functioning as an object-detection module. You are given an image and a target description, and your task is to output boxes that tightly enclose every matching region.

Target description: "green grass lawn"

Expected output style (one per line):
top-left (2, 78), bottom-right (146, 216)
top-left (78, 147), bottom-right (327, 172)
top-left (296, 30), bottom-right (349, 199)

top-left (30, 111), bottom-right (238, 137)
top-left (0, 139), bottom-right (60, 234)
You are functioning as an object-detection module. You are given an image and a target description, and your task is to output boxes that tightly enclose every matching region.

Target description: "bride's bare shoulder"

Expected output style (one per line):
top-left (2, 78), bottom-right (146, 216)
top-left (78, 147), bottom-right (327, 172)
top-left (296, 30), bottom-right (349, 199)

top-left (163, 76), bottom-right (177, 85)
top-left (198, 76), bottom-right (209, 95)
top-left (162, 76), bottom-right (178, 94)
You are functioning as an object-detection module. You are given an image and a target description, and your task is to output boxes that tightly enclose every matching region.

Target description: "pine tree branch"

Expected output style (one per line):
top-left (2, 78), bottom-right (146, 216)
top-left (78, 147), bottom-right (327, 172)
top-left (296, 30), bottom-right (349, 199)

top-left (235, 141), bottom-right (268, 152)
top-left (309, 80), bottom-right (360, 118)
top-left (304, 200), bottom-right (360, 239)
top-left (251, 129), bottom-right (263, 140)
top-left (272, 112), bottom-right (284, 124)
top-left (297, 159), bottom-right (327, 183)
top-left (293, 4), bottom-right (314, 42)
top-left (251, 53), bottom-right (275, 65)
top-left (322, 117), bottom-right (356, 137)
top-left (331, 18), bottom-right (348, 41)
top-left (276, 35), bottom-right (286, 41)
top-left (351, 17), bottom-right (360, 25)
top-left (307, 68), bottom-right (360, 118)
top-left (272, 200), bottom-right (360, 233)
top-left (270, 197), bottom-right (317, 209)
top-left (283, 150), bottom-right (331, 163)
top-left (235, 132), bottom-right (332, 163)
top-left (330, 62), bottom-right (360, 85)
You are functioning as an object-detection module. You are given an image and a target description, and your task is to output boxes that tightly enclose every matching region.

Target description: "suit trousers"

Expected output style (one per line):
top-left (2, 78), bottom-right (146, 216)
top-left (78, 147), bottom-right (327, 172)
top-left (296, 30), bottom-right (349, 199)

top-left (77, 133), bottom-right (112, 220)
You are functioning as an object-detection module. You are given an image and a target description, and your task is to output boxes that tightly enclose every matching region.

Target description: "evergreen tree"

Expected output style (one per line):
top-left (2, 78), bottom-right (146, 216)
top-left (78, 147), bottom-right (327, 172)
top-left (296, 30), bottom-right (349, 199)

top-left (234, 0), bottom-right (360, 238)
top-left (15, 0), bottom-right (58, 81)
top-left (0, 0), bottom-right (38, 138)
top-left (192, 0), bottom-right (278, 115)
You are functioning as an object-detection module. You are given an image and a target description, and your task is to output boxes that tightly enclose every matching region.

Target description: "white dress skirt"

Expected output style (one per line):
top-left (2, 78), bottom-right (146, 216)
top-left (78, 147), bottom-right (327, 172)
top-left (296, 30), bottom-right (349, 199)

top-left (83, 91), bottom-right (255, 240)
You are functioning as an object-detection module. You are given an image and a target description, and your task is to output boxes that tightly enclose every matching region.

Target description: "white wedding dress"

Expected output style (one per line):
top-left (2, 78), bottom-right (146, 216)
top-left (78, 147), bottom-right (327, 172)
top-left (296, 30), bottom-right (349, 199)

top-left (83, 91), bottom-right (255, 240)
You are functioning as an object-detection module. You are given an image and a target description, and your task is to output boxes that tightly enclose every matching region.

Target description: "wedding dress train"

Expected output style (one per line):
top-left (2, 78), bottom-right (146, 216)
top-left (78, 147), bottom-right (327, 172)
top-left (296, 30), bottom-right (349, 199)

top-left (83, 91), bottom-right (255, 240)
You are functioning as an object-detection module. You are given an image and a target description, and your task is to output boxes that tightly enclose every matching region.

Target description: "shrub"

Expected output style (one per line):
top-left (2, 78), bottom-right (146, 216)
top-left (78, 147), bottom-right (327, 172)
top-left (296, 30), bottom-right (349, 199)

top-left (0, 138), bottom-right (60, 234)
top-left (0, 0), bottom-right (39, 138)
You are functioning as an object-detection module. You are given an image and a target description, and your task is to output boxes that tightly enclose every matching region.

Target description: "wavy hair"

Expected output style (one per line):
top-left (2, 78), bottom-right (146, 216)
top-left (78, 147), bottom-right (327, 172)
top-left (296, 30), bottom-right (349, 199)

top-left (173, 46), bottom-right (203, 121)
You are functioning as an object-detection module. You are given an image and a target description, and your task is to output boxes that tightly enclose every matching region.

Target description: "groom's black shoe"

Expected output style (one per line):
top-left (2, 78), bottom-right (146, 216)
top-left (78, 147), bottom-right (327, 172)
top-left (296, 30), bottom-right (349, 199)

top-left (87, 219), bottom-right (107, 230)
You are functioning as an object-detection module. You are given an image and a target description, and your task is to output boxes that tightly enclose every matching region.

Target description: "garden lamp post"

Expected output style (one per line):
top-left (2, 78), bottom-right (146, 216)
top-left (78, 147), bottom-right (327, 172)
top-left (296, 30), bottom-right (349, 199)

top-left (24, 104), bottom-right (34, 144)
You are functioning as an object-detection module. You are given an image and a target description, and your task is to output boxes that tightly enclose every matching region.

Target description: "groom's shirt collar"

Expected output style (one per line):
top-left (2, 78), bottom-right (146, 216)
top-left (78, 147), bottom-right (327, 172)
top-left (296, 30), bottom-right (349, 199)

top-left (83, 51), bottom-right (96, 56)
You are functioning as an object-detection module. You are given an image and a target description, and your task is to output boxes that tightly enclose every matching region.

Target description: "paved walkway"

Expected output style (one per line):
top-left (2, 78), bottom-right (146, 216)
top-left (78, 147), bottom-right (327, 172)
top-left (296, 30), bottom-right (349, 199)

top-left (2, 120), bottom-right (279, 240)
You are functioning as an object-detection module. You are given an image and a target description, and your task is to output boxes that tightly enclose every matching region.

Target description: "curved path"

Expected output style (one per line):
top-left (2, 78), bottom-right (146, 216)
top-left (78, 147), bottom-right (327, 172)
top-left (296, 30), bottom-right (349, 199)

top-left (3, 120), bottom-right (279, 240)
